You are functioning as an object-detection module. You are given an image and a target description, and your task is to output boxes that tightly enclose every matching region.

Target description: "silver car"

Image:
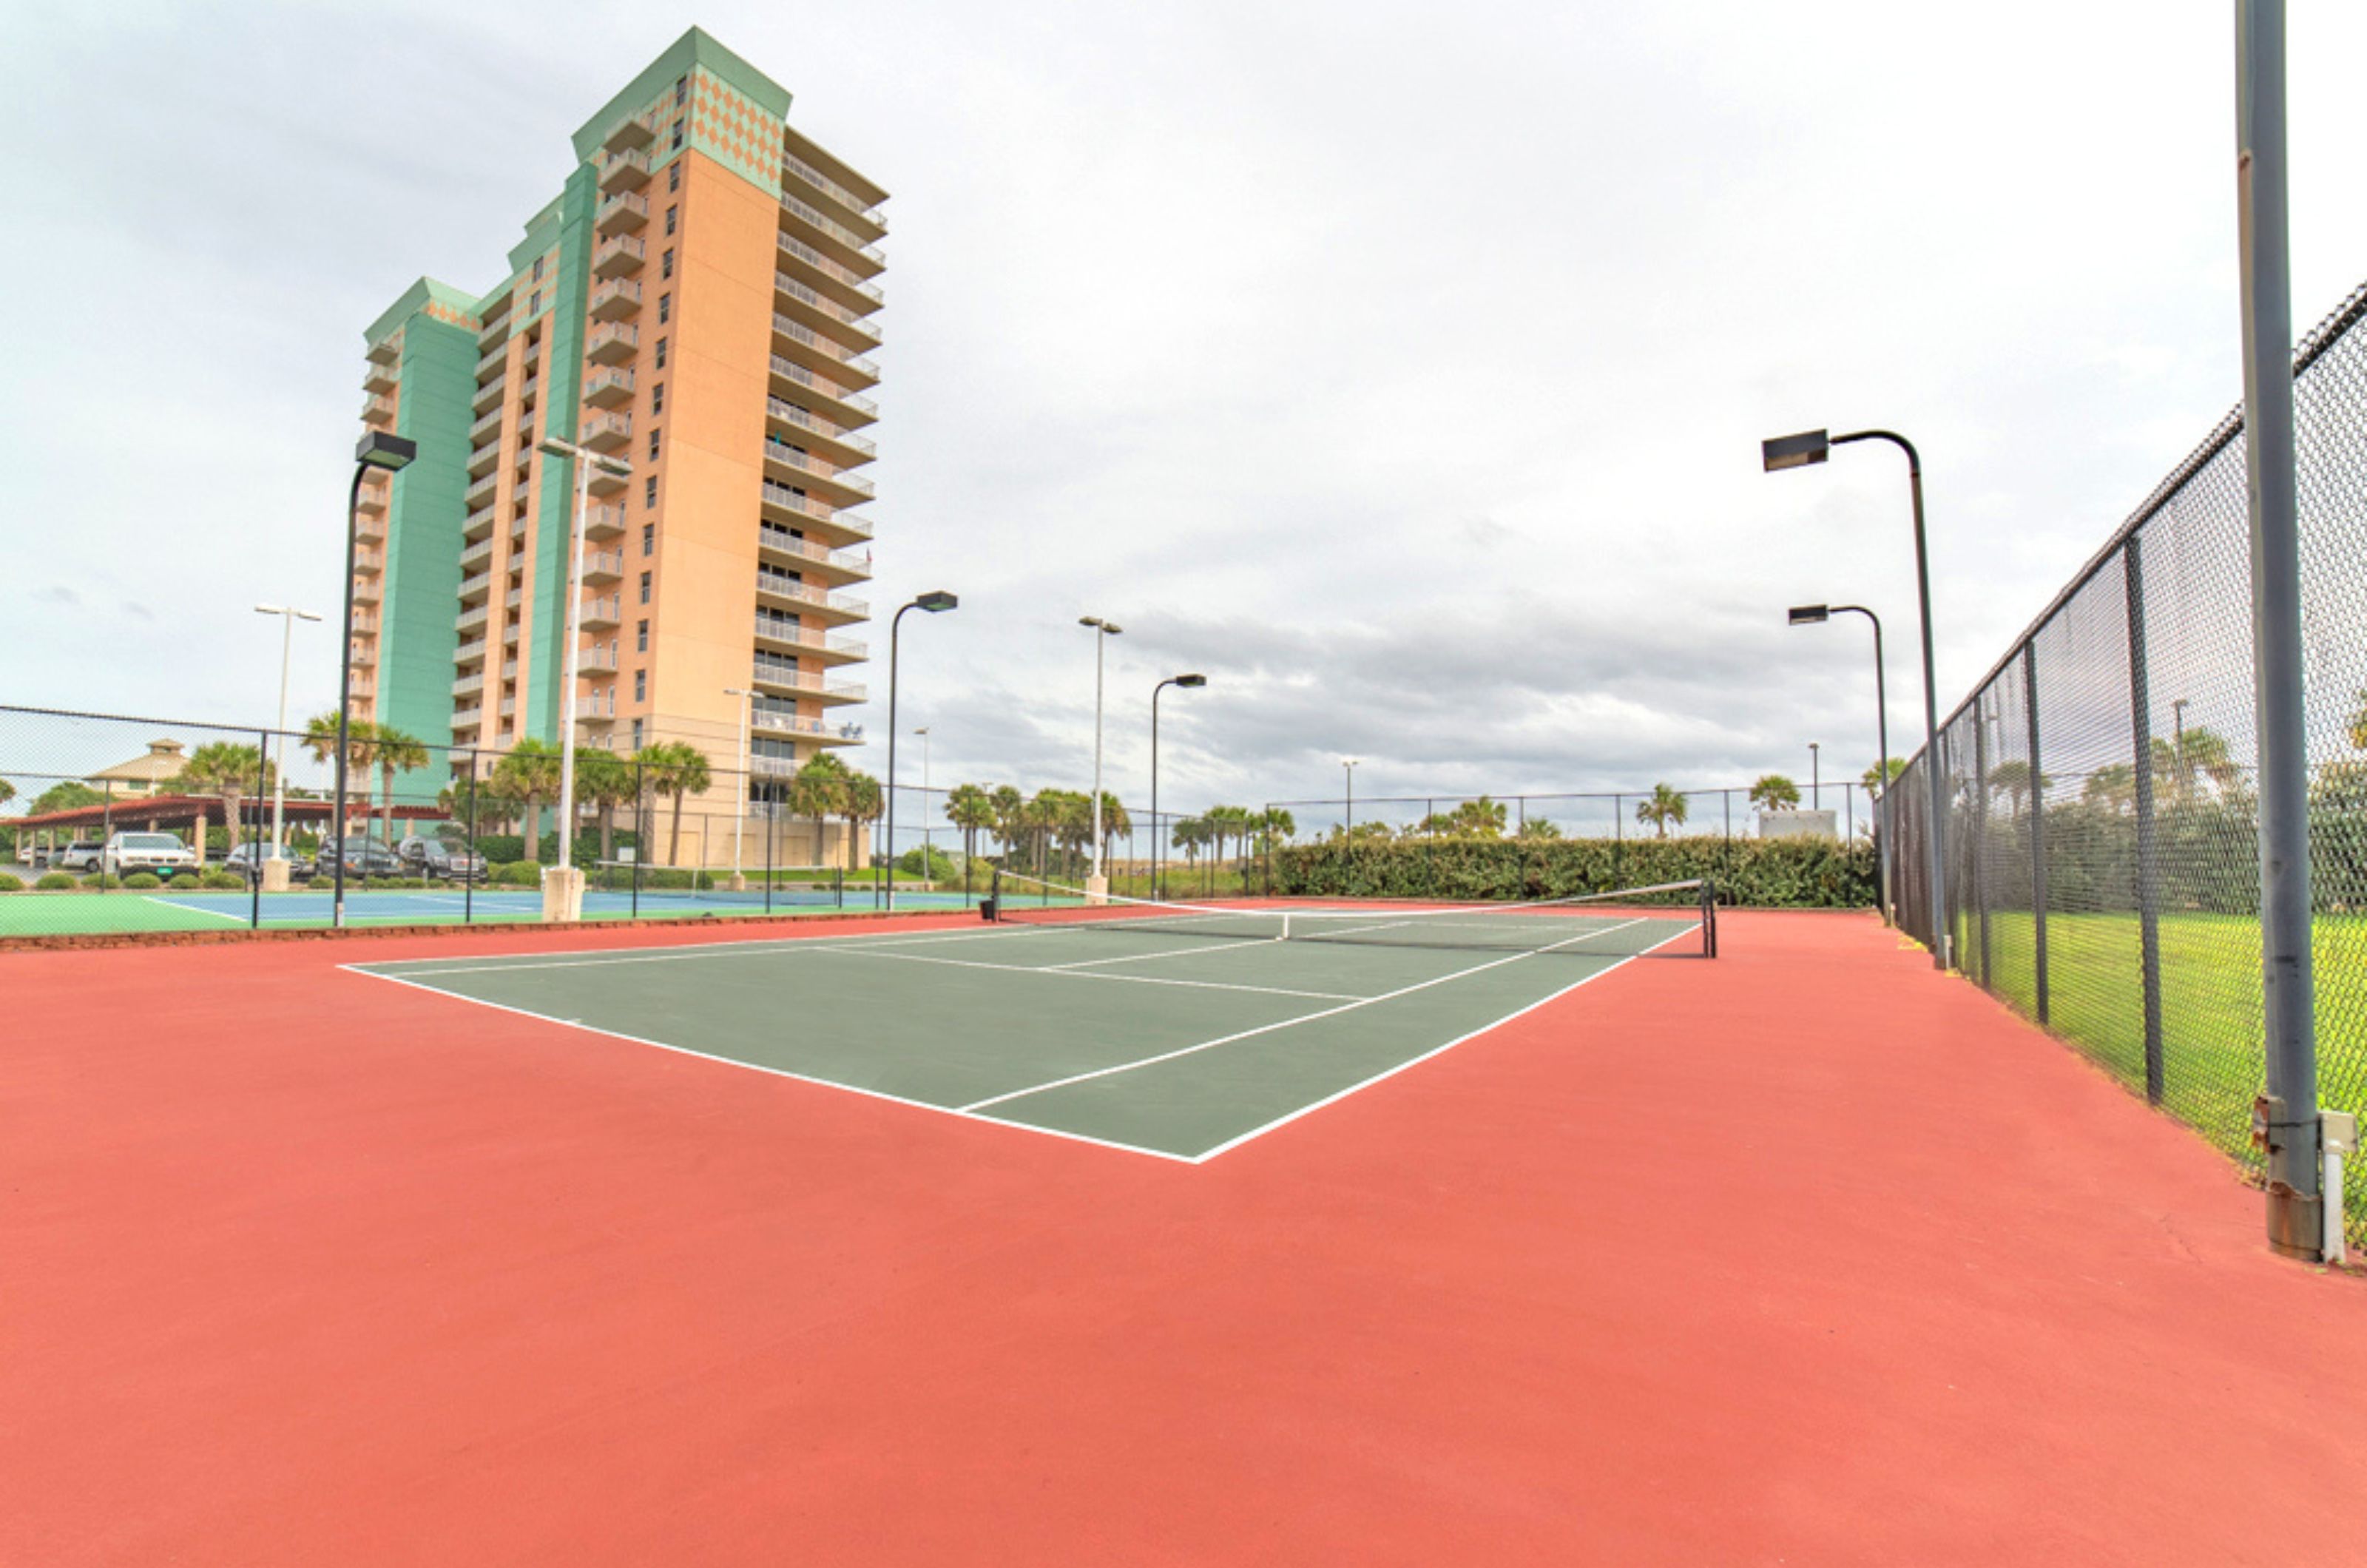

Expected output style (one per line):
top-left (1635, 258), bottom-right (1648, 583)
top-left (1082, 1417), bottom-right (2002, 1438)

top-left (100, 831), bottom-right (200, 877)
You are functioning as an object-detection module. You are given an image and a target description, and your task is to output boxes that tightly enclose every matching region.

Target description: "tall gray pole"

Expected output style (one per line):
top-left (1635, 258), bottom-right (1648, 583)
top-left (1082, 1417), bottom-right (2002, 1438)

top-left (1834, 606), bottom-right (1889, 924)
top-left (1091, 632), bottom-right (1105, 879)
top-left (2236, 0), bottom-right (2320, 1259)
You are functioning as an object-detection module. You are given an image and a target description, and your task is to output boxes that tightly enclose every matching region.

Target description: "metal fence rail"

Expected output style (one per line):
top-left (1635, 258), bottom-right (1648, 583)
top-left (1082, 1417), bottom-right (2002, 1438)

top-left (1888, 279), bottom-right (2367, 1246)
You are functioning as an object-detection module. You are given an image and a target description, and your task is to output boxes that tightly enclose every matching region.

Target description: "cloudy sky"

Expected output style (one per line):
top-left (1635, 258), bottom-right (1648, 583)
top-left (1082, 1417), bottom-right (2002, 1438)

top-left (7, 1), bottom-right (2366, 821)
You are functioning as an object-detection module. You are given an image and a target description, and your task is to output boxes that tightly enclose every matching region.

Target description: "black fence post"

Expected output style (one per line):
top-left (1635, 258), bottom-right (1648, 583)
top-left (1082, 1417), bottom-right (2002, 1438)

top-left (2025, 643), bottom-right (2049, 1026)
top-left (251, 732), bottom-right (269, 928)
top-left (2124, 539), bottom-right (2165, 1104)
top-left (101, 781), bottom-right (113, 893)
top-left (1973, 693), bottom-right (1992, 989)
top-left (764, 784), bottom-right (775, 916)
top-left (631, 763), bottom-right (644, 921)
top-left (465, 752), bottom-right (478, 926)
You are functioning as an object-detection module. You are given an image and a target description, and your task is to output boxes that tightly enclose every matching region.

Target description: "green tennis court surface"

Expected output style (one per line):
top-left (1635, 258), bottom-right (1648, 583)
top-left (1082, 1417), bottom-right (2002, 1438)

top-left (351, 895), bottom-right (1706, 1160)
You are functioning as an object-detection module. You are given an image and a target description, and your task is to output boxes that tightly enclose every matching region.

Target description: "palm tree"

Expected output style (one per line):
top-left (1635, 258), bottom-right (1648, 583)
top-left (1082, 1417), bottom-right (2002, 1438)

top-left (1985, 759), bottom-right (2051, 817)
top-left (303, 711), bottom-right (379, 839)
top-left (843, 770), bottom-right (883, 869)
top-left (1095, 791), bottom-right (1131, 871)
top-left (789, 753), bottom-right (851, 866)
top-left (1206, 805), bottom-right (1253, 871)
top-left (987, 784), bottom-right (1026, 862)
top-left (2082, 763), bottom-right (2136, 815)
top-left (638, 743), bottom-right (712, 866)
top-left (945, 783), bottom-right (995, 868)
top-left (490, 739), bottom-right (564, 862)
top-left (371, 726), bottom-right (430, 850)
top-left (1516, 816), bottom-right (1561, 840)
top-left (177, 740), bottom-right (266, 855)
top-left (575, 748), bottom-right (636, 863)
top-left (1863, 757), bottom-right (1906, 798)
top-left (1451, 797), bottom-right (1508, 838)
top-left (1172, 815), bottom-right (1210, 873)
top-left (1635, 783), bottom-right (1688, 838)
top-left (1256, 806), bottom-right (1295, 851)
top-left (1749, 774), bottom-right (1801, 814)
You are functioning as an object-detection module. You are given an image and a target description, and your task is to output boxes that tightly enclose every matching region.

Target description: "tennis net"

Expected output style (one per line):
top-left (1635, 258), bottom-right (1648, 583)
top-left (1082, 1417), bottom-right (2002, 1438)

top-left (989, 872), bottom-right (1716, 958)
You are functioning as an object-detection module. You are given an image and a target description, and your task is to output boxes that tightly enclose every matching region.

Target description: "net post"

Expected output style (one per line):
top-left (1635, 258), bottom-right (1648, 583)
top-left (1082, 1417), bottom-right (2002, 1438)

top-left (2124, 539), bottom-right (2165, 1104)
top-left (989, 866), bottom-right (1002, 921)
top-left (1701, 876), bottom-right (1718, 959)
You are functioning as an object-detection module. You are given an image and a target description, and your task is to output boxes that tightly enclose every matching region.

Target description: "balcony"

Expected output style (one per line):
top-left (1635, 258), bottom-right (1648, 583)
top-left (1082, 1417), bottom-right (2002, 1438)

top-left (469, 405), bottom-right (505, 446)
top-left (362, 393), bottom-right (395, 427)
top-left (586, 322), bottom-right (639, 365)
top-left (585, 503), bottom-right (627, 539)
top-left (598, 146), bottom-right (651, 193)
top-left (767, 396), bottom-right (877, 460)
top-left (456, 605), bottom-right (490, 635)
top-left (354, 513), bottom-right (385, 545)
top-left (367, 334), bottom-right (400, 366)
top-left (365, 359), bottom-right (398, 393)
top-left (505, 586), bottom-right (524, 609)
top-left (471, 376), bottom-right (507, 418)
top-left (777, 232), bottom-right (884, 314)
top-left (596, 189), bottom-right (649, 236)
top-left (771, 313), bottom-right (881, 389)
top-left (453, 704), bottom-right (483, 728)
top-left (746, 663), bottom-right (868, 707)
top-left (459, 537), bottom-right (496, 572)
top-left (463, 504), bottom-right (497, 541)
top-left (778, 190), bottom-right (886, 277)
top-left (352, 611), bottom-right (379, 635)
top-left (582, 366), bottom-right (635, 408)
top-left (458, 570), bottom-right (493, 601)
top-left (755, 570), bottom-right (868, 621)
top-left (753, 624), bottom-right (867, 664)
top-left (579, 596), bottom-right (621, 630)
top-left (354, 481), bottom-right (388, 517)
top-left (453, 673), bottom-right (485, 697)
top-left (354, 547), bottom-right (383, 577)
top-left (465, 472), bottom-right (498, 509)
top-left (783, 152), bottom-right (888, 239)
top-left (589, 277), bottom-right (642, 322)
top-left (349, 643), bottom-right (377, 668)
top-left (467, 439), bottom-right (502, 480)
top-left (603, 112), bottom-right (655, 155)
top-left (581, 410), bottom-right (632, 452)
top-left (477, 311), bottom-right (512, 354)
top-left (763, 439), bottom-right (875, 504)
top-left (455, 638), bottom-right (487, 666)
top-left (579, 646), bottom-right (619, 675)
top-left (592, 234), bottom-right (646, 279)
top-left (475, 340), bottom-right (508, 381)
top-left (502, 620), bottom-right (522, 646)
top-left (588, 464), bottom-right (629, 497)
top-left (758, 523), bottom-right (871, 581)
top-left (580, 550), bottom-right (624, 584)
top-left (769, 354), bottom-right (878, 428)
top-left (499, 697), bottom-right (518, 717)
top-left (578, 690), bottom-right (617, 721)
top-left (775, 271), bottom-right (883, 347)
top-left (759, 479), bottom-right (874, 547)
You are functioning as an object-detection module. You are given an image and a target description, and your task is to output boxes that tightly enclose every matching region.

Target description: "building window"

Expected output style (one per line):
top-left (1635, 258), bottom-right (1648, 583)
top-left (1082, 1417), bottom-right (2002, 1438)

top-left (527, 288), bottom-right (539, 316)
top-left (633, 670), bottom-right (647, 703)
top-left (658, 294), bottom-right (670, 325)
top-left (644, 476), bottom-right (658, 507)
top-left (533, 256), bottom-right (544, 282)
top-left (671, 121), bottom-right (683, 152)
top-left (641, 522), bottom-right (655, 556)
top-left (648, 430), bottom-right (661, 462)
top-left (650, 382), bottom-right (663, 416)
top-left (675, 75), bottom-right (688, 105)
top-left (668, 160), bottom-right (681, 194)
top-left (631, 718), bottom-right (644, 750)
top-left (661, 249), bottom-right (674, 280)
top-left (635, 619), bottom-right (649, 653)
top-left (664, 206), bottom-right (677, 236)
top-left (638, 571), bottom-right (652, 605)
top-left (654, 337), bottom-right (667, 369)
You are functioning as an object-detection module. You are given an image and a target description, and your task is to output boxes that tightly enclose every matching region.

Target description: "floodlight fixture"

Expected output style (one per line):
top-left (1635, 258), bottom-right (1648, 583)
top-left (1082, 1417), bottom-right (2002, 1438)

top-left (1760, 430), bottom-right (1830, 472)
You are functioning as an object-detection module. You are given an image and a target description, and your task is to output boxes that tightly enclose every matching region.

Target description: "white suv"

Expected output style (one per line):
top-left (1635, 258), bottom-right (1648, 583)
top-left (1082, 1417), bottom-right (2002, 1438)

top-left (101, 831), bottom-right (200, 878)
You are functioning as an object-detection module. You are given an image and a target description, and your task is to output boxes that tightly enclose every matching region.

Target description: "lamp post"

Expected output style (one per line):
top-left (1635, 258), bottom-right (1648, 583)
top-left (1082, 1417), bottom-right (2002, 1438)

top-left (1809, 741), bottom-right (1821, 808)
top-left (1151, 674), bottom-right (1206, 899)
top-left (1789, 603), bottom-right (1890, 923)
top-left (1078, 616), bottom-right (1123, 899)
top-left (332, 430), bottom-right (416, 929)
top-left (254, 602), bottom-right (321, 871)
top-left (725, 686), bottom-right (754, 888)
top-left (914, 725), bottom-right (934, 880)
top-left (885, 590), bottom-right (959, 910)
top-left (536, 436), bottom-right (632, 919)
top-left (1764, 428), bottom-right (1948, 969)
top-left (1343, 757), bottom-right (1359, 834)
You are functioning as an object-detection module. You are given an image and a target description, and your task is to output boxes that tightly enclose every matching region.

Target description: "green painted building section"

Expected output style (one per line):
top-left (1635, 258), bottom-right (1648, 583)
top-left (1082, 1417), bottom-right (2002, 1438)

top-left (379, 309), bottom-right (479, 763)
top-left (524, 163), bottom-right (598, 745)
top-left (568, 26), bottom-right (791, 164)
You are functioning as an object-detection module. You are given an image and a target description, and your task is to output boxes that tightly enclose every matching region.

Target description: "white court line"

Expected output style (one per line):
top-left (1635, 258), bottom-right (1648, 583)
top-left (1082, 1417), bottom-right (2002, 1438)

top-left (958, 917), bottom-right (1650, 1112)
top-left (147, 895), bottom-right (246, 923)
top-left (1041, 939), bottom-right (1278, 970)
top-left (342, 965), bottom-right (1199, 1164)
top-left (1181, 919), bottom-right (1702, 1162)
top-left (359, 920), bottom-right (1040, 979)
top-left (812, 944), bottom-right (1365, 1002)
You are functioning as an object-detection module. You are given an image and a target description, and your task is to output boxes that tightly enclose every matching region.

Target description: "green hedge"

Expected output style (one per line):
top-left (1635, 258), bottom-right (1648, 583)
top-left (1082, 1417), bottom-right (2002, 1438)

top-left (492, 862), bottom-right (541, 887)
top-left (1272, 835), bottom-right (1877, 908)
top-left (199, 871), bottom-right (246, 890)
top-left (121, 873), bottom-right (163, 890)
top-left (36, 872), bottom-right (76, 891)
top-left (0, 873), bottom-right (21, 893)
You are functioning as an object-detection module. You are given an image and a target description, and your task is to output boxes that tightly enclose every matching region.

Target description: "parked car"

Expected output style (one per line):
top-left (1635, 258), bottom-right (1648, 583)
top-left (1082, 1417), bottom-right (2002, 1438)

top-left (396, 836), bottom-right (486, 882)
top-left (49, 840), bottom-right (106, 872)
top-left (222, 842), bottom-right (315, 882)
top-left (315, 836), bottom-right (406, 877)
top-left (100, 831), bottom-right (201, 878)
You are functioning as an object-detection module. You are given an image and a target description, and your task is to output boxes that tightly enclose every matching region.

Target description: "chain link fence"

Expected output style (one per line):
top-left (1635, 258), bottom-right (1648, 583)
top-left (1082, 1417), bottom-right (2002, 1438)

top-left (1887, 280), bottom-right (2367, 1247)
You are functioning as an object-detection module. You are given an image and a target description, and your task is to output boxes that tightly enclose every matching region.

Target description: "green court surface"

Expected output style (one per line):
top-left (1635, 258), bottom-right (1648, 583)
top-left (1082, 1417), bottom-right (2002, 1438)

top-left (352, 908), bottom-right (1701, 1161)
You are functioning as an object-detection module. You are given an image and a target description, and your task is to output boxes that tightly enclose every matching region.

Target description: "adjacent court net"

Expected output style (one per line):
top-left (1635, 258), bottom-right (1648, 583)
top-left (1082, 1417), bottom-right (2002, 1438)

top-left (589, 861), bottom-right (846, 908)
top-left (990, 873), bottom-right (1716, 958)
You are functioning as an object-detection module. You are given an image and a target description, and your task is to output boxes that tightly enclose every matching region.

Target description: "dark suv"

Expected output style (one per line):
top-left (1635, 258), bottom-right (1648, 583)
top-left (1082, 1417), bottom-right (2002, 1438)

top-left (317, 837), bottom-right (406, 877)
top-left (223, 842), bottom-right (315, 882)
top-left (397, 836), bottom-right (487, 882)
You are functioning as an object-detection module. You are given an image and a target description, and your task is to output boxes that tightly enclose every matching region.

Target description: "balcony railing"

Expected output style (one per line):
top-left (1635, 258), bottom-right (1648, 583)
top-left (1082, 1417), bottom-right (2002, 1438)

top-left (593, 234), bottom-right (646, 279)
top-left (764, 439), bottom-right (876, 499)
top-left (747, 667), bottom-right (868, 704)
top-left (581, 550), bottom-right (624, 582)
top-left (589, 277), bottom-right (642, 321)
top-left (585, 503), bottom-right (627, 538)
top-left (455, 638), bottom-right (486, 664)
top-left (599, 146), bottom-right (651, 192)
top-left (579, 646), bottom-right (619, 675)
top-left (596, 189), bottom-right (649, 234)
top-left (458, 570), bottom-right (492, 600)
top-left (754, 623), bottom-right (868, 660)
top-left (453, 673), bottom-right (485, 697)
top-left (581, 410), bottom-right (632, 451)
top-left (352, 612), bottom-right (379, 635)
top-left (783, 152), bottom-right (888, 232)
top-left (583, 366), bottom-right (635, 408)
top-left (362, 393), bottom-right (395, 424)
top-left (453, 705), bottom-right (482, 727)
top-left (778, 190), bottom-right (885, 268)
top-left (775, 272), bottom-right (883, 342)
top-left (465, 504), bottom-right (497, 539)
top-left (459, 538), bottom-right (495, 572)
top-left (579, 596), bottom-right (621, 628)
top-left (758, 523), bottom-right (871, 574)
top-left (475, 341), bottom-right (507, 379)
top-left (755, 572), bottom-right (868, 617)
top-left (777, 232), bottom-right (884, 305)
top-left (456, 605), bottom-right (490, 633)
top-left (769, 355), bottom-right (877, 417)
top-left (772, 313), bottom-right (881, 382)
top-left (469, 406), bottom-right (504, 445)
top-left (354, 548), bottom-right (383, 575)
top-left (587, 322), bottom-right (639, 365)
top-left (465, 473), bottom-right (497, 507)
top-left (767, 396), bottom-right (877, 456)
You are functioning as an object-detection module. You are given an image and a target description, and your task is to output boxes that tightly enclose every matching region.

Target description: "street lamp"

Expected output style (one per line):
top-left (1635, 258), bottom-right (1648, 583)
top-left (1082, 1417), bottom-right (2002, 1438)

top-left (254, 602), bottom-right (321, 873)
top-left (332, 430), bottom-right (416, 928)
top-left (1079, 616), bottom-right (1123, 897)
top-left (1789, 603), bottom-right (1891, 923)
top-left (537, 435), bottom-right (632, 917)
top-left (884, 590), bottom-right (958, 910)
top-left (1764, 427), bottom-right (1949, 969)
top-left (1151, 673), bottom-right (1206, 898)
top-left (725, 686), bottom-right (755, 888)
top-left (1343, 757), bottom-right (1359, 834)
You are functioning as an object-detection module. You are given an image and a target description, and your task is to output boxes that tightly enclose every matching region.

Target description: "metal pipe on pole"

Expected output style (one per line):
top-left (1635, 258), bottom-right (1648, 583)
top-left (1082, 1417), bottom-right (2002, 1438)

top-left (2235, 0), bottom-right (2321, 1259)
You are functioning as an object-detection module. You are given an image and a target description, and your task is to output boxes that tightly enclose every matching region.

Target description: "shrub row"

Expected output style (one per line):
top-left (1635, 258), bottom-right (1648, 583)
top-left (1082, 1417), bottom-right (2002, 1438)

top-left (1271, 834), bottom-right (1877, 908)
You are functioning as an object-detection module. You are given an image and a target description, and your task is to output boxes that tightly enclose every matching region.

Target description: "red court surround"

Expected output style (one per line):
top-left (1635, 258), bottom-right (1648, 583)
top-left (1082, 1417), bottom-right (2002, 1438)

top-left (4, 910), bottom-right (2361, 1564)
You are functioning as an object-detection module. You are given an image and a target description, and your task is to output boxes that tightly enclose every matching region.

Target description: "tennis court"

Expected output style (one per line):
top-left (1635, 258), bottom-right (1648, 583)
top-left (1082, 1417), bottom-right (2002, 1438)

top-left (353, 880), bottom-right (1711, 1160)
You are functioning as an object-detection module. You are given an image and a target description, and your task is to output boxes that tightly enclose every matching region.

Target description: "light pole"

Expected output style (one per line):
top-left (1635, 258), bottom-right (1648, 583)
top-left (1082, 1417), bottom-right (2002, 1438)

top-left (914, 725), bottom-right (932, 879)
top-left (725, 686), bottom-right (754, 888)
top-left (254, 602), bottom-right (321, 871)
top-left (333, 431), bottom-right (416, 928)
top-left (1343, 757), bottom-right (1359, 834)
top-left (1152, 673), bottom-right (1206, 899)
top-left (1809, 741), bottom-right (1821, 808)
top-left (536, 436), bottom-right (632, 918)
top-left (1764, 428), bottom-right (1948, 970)
top-left (1790, 603), bottom-right (1891, 923)
top-left (1079, 616), bottom-right (1123, 897)
top-left (885, 590), bottom-right (959, 910)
